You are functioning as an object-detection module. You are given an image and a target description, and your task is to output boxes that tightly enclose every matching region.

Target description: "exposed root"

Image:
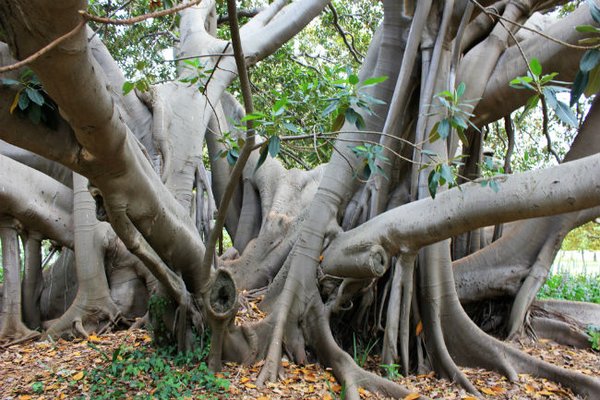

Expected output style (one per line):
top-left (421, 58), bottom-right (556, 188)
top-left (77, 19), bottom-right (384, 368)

top-left (530, 316), bottom-right (591, 348)
top-left (307, 299), bottom-right (424, 400)
top-left (0, 328), bottom-right (40, 348)
top-left (45, 296), bottom-right (122, 339)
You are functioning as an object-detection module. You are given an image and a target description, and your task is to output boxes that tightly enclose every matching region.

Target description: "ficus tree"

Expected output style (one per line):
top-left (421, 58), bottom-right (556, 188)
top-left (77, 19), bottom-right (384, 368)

top-left (0, 0), bottom-right (600, 399)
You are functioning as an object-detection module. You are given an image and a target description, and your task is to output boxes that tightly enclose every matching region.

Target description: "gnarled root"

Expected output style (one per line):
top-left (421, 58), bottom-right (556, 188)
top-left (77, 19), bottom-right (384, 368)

top-left (45, 294), bottom-right (121, 339)
top-left (423, 242), bottom-right (600, 398)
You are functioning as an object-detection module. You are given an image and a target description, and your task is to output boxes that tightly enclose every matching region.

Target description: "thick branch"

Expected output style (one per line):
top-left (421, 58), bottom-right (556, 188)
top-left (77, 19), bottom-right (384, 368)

top-left (323, 152), bottom-right (600, 265)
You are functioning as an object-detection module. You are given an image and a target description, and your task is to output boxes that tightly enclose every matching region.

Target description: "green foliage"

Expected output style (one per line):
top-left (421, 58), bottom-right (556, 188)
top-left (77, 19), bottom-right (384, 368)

top-left (351, 143), bottom-right (389, 180)
top-left (571, 1), bottom-right (600, 105)
top-left (178, 57), bottom-right (215, 91)
top-left (562, 222), bottom-right (600, 250)
top-left (538, 273), bottom-right (600, 303)
top-left (426, 162), bottom-right (457, 199)
top-left (1, 68), bottom-right (58, 128)
top-left (84, 341), bottom-right (228, 399)
top-left (428, 81), bottom-right (479, 146)
top-left (322, 70), bottom-right (387, 132)
top-left (510, 58), bottom-right (577, 127)
top-left (31, 381), bottom-right (44, 394)
top-left (588, 326), bottom-right (600, 350)
top-left (87, 0), bottom-right (178, 82)
top-left (148, 294), bottom-right (174, 347)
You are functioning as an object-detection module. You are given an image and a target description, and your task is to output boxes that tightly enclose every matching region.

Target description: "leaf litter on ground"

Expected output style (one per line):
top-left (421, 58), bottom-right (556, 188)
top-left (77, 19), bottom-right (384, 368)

top-left (1, 301), bottom-right (598, 400)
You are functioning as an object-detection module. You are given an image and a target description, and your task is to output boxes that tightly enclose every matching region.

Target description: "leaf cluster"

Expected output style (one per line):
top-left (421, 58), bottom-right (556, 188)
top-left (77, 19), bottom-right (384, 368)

top-left (428, 82), bottom-right (479, 146)
top-left (350, 142), bottom-right (389, 180)
top-left (1, 68), bottom-right (58, 128)
top-left (510, 58), bottom-right (577, 127)
top-left (571, 0), bottom-right (600, 105)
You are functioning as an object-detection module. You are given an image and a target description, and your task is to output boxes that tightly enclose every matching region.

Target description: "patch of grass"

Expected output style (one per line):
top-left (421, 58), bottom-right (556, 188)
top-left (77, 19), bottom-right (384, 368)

top-left (538, 273), bottom-right (600, 304)
top-left (83, 342), bottom-right (229, 399)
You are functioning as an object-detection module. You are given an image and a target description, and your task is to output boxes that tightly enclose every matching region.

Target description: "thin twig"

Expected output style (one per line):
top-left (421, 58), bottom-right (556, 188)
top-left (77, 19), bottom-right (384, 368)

top-left (0, 20), bottom-right (85, 73)
top-left (80, 0), bottom-right (202, 25)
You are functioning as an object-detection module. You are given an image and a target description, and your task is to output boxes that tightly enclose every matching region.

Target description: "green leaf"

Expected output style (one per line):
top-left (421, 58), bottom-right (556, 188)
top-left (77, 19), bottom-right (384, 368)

top-left (588, 0), bottom-right (600, 24)
top-left (25, 87), bottom-right (44, 106)
top-left (436, 90), bottom-right (453, 99)
top-left (331, 113), bottom-right (345, 132)
top-left (579, 37), bottom-right (600, 46)
top-left (437, 118), bottom-right (451, 140)
top-left (241, 112), bottom-right (265, 122)
top-left (428, 121), bottom-right (440, 143)
top-left (272, 97), bottom-right (287, 115)
top-left (546, 92), bottom-right (578, 127)
top-left (518, 94), bottom-right (540, 123)
top-left (584, 63), bottom-right (600, 97)
top-left (440, 164), bottom-right (454, 185)
top-left (322, 100), bottom-right (339, 116)
top-left (355, 114), bottom-right (366, 130)
top-left (361, 76), bottom-right (388, 87)
top-left (539, 72), bottom-right (559, 85)
top-left (0, 78), bottom-right (20, 86)
top-left (345, 107), bottom-right (358, 125)
top-left (255, 143), bottom-right (269, 171)
top-left (456, 82), bottom-right (466, 98)
top-left (576, 24), bottom-right (600, 33)
top-left (580, 49), bottom-right (600, 72)
top-left (571, 70), bottom-right (589, 106)
top-left (428, 170), bottom-right (440, 199)
top-left (226, 150), bottom-right (238, 166)
top-left (348, 74), bottom-right (359, 85)
top-left (18, 91), bottom-right (30, 110)
top-left (122, 81), bottom-right (135, 95)
top-left (268, 136), bottom-right (281, 158)
top-left (489, 179), bottom-right (500, 193)
top-left (529, 58), bottom-right (542, 77)
top-left (282, 122), bottom-right (300, 133)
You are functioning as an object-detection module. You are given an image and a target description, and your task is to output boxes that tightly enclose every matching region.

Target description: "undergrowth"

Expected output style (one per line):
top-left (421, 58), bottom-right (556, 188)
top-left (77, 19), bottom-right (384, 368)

top-left (538, 273), bottom-right (600, 304)
top-left (82, 339), bottom-right (229, 399)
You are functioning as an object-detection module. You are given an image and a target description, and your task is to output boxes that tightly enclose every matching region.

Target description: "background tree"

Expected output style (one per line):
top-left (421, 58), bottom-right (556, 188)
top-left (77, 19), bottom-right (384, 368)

top-left (1, 0), bottom-right (600, 398)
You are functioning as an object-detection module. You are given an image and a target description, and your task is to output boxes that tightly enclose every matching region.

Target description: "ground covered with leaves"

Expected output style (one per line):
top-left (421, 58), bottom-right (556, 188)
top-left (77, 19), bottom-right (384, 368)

top-left (0, 326), bottom-right (598, 400)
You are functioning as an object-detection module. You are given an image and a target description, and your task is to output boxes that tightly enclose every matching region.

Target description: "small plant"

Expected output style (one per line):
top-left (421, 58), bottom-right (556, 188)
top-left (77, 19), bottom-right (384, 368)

top-left (351, 142), bottom-right (389, 179)
top-left (380, 363), bottom-right (402, 379)
top-left (352, 333), bottom-right (379, 368)
top-left (588, 326), bottom-right (600, 350)
top-left (31, 381), bottom-right (44, 394)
